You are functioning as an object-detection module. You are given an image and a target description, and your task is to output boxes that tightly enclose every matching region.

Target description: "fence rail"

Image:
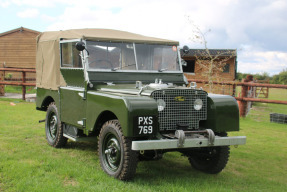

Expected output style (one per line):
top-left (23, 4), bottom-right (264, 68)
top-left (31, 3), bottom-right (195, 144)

top-left (188, 78), bottom-right (287, 117)
top-left (0, 67), bottom-right (36, 100)
top-left (4, 78), bottom-right (36, 82)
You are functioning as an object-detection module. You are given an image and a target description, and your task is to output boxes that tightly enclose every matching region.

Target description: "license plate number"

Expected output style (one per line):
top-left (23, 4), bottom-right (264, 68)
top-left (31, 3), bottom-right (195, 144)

top-left (137, 116), bottom-right (154, 135)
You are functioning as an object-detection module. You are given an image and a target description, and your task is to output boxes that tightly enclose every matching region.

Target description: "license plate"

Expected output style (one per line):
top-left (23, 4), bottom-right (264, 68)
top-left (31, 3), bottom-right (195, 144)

top-left (134, 116), bottom-right (157, 136)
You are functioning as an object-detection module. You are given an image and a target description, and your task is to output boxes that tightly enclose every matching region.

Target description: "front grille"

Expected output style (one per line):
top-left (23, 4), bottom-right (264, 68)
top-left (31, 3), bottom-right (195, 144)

top-left (151, 89), bottom-right (207, 131)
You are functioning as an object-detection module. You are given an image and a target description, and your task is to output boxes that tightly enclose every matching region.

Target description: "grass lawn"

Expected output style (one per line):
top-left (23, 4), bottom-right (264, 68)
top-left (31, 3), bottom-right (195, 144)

top-left (3, 85), bottom-right (36, 94)
top-left (0, 96), bottom-right (286, 192)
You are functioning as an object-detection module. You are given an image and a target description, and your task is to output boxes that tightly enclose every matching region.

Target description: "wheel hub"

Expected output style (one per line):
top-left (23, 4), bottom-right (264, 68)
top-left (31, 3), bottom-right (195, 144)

top-left (48, 114), bottom-right (57, 139)
top-left (103, 136), bottom-right (121, 171)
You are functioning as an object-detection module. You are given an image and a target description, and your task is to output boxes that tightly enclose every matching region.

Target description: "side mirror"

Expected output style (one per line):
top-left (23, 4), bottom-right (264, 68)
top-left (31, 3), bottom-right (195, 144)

top-left (75, 41), bottom-right (86, 51)
top-left (182, 45), bottom-right (189, 54)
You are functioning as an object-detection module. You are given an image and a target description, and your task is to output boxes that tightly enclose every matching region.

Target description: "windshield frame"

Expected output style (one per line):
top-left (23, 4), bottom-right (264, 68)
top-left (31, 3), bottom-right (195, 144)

top-left (85, 41), bottom-right (183, 73)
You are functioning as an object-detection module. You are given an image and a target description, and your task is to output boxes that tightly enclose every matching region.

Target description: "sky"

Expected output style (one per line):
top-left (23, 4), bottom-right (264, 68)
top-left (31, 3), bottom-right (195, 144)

top-left (0, 0), bottom-right (287, 75)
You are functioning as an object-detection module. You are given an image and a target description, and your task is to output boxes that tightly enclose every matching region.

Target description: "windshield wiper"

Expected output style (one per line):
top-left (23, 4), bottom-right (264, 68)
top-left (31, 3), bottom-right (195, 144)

top-left (112, 63), bottom-right (136, 71)
top-left (158, 68), bottom-right (168, 72)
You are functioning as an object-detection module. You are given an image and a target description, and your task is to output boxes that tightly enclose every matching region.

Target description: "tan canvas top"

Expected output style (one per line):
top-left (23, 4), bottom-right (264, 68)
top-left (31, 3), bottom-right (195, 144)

top-left (36, 28), bottom-right (179, 90)
top-left (38, 28), bottom-right (179, 44)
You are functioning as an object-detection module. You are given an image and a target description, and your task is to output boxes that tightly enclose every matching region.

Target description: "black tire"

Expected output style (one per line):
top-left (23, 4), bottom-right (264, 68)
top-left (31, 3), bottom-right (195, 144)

top-left (45, 102), bottom-right (67, 148)
top-left (187, 132), bottom-right (230, 174)
top-left (98, 120), bottom-right (138, 181)
top-left (188, 146), bottom-right (230, 174)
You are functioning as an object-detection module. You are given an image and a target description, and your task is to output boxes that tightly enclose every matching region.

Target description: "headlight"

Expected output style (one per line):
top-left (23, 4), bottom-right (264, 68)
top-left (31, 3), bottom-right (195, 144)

top-left (157, 99), bottom-right (166, 111)
top-left (194, 99), bottom-right (203, 110)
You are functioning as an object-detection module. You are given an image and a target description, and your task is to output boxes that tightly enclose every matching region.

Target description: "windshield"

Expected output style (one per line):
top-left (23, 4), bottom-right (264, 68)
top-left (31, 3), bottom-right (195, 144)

top-left (86, 41), bottom-right (180, 72)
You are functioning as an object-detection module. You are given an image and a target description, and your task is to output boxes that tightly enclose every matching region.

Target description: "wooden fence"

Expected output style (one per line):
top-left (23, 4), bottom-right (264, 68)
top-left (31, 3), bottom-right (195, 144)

top-left (188, 79), bottom-right (287, 117)
top-left (0, 68), bottom-right (36, 100)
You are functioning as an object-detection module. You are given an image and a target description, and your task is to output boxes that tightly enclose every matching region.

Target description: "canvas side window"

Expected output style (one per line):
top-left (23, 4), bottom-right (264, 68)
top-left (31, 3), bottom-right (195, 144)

top-left (61, 42), bottom-right (82, 68)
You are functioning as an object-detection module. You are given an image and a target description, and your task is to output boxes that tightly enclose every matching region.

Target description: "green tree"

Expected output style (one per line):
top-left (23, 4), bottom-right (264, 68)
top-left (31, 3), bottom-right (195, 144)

top-left (271, 74), bottom-right (280, 84)
top-left (278, 69), bottom-right (287, 84)
top-left (271, 68), bottom-right (287, 85)
top-left (254, 72), bottom-right (270, 81)
top-left (236, 72), bottom-right (250, 81)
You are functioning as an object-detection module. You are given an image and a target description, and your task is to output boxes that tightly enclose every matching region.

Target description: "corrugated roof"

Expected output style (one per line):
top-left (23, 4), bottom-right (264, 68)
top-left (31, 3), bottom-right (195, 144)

top-left (0, 27), bottom-right (40, 37)
top-left (181, 49), bottom-right (237, 57)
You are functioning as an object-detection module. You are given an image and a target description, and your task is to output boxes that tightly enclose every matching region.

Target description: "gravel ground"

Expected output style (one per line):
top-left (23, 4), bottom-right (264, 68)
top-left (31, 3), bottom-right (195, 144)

top-left (0, 93), bottom-right (36, 102)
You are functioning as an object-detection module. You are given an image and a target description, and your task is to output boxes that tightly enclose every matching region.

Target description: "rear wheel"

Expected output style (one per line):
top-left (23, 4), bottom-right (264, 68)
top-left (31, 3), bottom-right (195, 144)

top-left (188, 146), bottom-right (230, 174)
top-left (186, 132), bottom-right (230, 174)
top-left (98, 120), bottom-right (138, 180)
top-left (45, 102), bottom-right (67, 148)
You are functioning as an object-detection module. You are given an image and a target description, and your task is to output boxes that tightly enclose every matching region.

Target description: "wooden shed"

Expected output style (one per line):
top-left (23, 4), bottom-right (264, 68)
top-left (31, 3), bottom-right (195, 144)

top-left (181, 49), bottom-right (237, 95)
top-left (0, 27), bottom-right (40, 79)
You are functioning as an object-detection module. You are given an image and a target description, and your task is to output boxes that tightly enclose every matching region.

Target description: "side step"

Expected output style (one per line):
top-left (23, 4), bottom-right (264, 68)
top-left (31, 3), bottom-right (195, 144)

top-left (63, 134), bottom-right (97, 142)
top-left (63, 123), bottom-right (97, 142)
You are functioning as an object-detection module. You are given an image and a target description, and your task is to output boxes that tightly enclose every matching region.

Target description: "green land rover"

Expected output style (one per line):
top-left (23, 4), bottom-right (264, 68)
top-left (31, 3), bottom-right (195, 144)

top-left (36, 29), bottom-right (246, 180)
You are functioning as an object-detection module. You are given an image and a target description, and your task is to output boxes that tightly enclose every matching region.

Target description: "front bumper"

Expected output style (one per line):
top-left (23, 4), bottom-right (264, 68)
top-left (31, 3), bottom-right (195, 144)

top-left (132, 135), bottom-right (246, 150)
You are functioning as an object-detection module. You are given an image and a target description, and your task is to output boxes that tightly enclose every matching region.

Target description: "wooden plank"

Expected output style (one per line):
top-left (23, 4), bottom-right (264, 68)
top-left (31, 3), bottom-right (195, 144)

top-left (0, 81), bottom-right (35, 86)
top-left (0, 68), bottom-right (36, 72)
top-left (188, 79), bottom-right (287, 89)
top-left (235, 97), bottom-right (287, 105)
top-left (0, 29), bottom-right (38, 71)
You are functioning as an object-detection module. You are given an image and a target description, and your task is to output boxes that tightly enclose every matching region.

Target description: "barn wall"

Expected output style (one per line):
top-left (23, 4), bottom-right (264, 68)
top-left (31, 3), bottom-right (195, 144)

top-left (0, 29), bottom-right (39, 79)
top-left (183, 57), bottom-right (236, 95)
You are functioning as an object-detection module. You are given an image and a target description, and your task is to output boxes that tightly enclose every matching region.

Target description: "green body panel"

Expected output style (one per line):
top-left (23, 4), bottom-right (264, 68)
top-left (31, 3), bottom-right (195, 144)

top-left (37, 85), bottom-right (240, 136)
top-left (60, 87), bottom-right (86, 127)
top-left (88, 71), bottom-right (185, 84)
top-left (36, 88), bottom-right (59, 110)
top-left (201, 94), bottom-right (239, 132)
top-left (61, 69), bottom-right (85, 87)
top-left (86, 91), bottom-right (158, 137)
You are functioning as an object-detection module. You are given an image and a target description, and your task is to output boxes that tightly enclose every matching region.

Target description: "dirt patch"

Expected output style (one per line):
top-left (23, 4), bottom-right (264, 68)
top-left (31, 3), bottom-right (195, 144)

top-left (63, 177), bottom-right (79, 187)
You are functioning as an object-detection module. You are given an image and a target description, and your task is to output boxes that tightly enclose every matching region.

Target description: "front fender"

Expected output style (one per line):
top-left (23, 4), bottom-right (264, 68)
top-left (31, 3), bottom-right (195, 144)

top-left (200, 94), bottom-right (239, 132)
top-left (86, 91), bottom-right (158, 137)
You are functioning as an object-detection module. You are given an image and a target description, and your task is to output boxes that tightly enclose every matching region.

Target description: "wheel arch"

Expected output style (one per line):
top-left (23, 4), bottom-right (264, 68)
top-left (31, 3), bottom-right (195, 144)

top-left (39, 96), bottom-right (55, 111)
top-left (93, 110), bottom-right (118, 136)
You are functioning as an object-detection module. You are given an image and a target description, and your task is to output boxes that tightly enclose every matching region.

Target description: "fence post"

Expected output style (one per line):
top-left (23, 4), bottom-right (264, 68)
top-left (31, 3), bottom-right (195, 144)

top-left (232, 84), bottom-right (236, 97)
top-left (0, 70), bottom-right (4, 96)
top-left (239, 79), bottom-right (248, 117)
top-left (0, 63), bottom-right (4, 96)
top-left (22, 71), bottom-right (26, 100)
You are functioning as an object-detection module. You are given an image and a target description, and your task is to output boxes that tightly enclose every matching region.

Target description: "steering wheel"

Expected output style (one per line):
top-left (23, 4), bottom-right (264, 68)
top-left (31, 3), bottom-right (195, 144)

top-left (89, 59), bottom-right (113, 69)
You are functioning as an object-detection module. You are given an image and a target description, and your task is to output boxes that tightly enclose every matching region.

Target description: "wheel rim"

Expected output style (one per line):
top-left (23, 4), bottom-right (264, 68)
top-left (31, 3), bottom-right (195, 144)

top-left (47, 112), bottom-right (57, 140)
top-left (102, 133), bottom-right (121, 172)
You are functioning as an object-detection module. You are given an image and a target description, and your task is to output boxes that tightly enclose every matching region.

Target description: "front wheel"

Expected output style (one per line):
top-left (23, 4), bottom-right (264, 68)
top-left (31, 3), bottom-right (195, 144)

top-left (98, 120), bottom-right (138, 180)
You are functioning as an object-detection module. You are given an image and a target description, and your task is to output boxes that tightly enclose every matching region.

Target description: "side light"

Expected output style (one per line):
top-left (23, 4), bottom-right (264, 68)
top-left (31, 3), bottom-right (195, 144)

top-left (157, 99), bottom-right (166, 111)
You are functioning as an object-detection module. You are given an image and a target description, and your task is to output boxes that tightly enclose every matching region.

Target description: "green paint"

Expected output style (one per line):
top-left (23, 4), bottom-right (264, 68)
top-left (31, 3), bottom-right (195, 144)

top-left (201, 94), bottom-right (239, 132)
top-left (36, 88), bottom-right (59, 110)
top-left (86, 91), bottom-right (158, 137)
top-left (37, 85), bottom-right (240, 137)
top-left (88, 71), bottom-right (185, 84)
top-left (61, 69), bottom-right (85, 87)
top-left (60, 87), bottom-right (86, 128)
